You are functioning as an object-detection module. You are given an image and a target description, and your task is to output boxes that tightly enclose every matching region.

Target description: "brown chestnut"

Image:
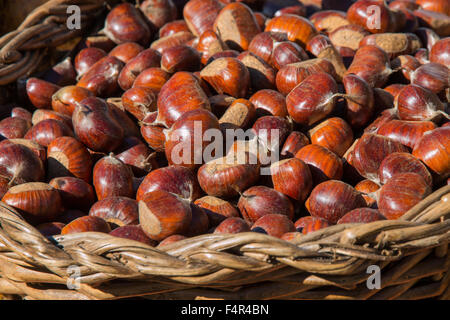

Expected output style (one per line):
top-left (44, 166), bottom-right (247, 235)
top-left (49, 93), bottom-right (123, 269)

top-left (139, 190), bottom-right (192, 241)
top-left (378, 172), bottom-right (431, 220)
top-left (61, 216), bottom-right (111, 235)
top-left (93, 154), bottom-right (134, 200)
top-left (238, 186), bottom-right (294, 223)
top-left (306, 180), bottom-right (366, 224)
top-left (137, 165), bottom-right (202, 201)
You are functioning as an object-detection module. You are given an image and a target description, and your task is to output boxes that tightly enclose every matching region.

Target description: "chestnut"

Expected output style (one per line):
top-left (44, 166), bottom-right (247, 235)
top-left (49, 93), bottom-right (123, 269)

top-left (390, 55), bottom-right (422, 81)
top-left (158, 234), bottom-right (187, 247)
top-left (24, 119), bottom-right (73, 147)
top-left (281, 131), bottom-right (310, 159)
top-left (194, 196), bottom-right (240, 227)
top-left (31, 109), bottom-right (73, 129)
top-left (364, 108), bottom-right (399, 134)
top-left (161, 45), bottom-right (201, 73)
top-left (89, 196), bottom-right (138, 228)
top-left (378, 172), bottom-right (431, 220)
top-left (329, 24), bottom-right (370, 51)
top-left (410, 63), bottom-right (450, 95)
top-left (183, 0), bottom-right (223, 37)
top-left (270, 158), bottom-right (312, 202)
top-left (156, 71), bottom-right (210, 128)
top-left (286, 72), bottom-right (338, 126)
top-left (248, 32), bottom-right (288, 66)
top-left (214, 217), bottom-right (250, 234)
top-left (236, 51), bottom-right (276, 91)
top-left (0, 139), bottom-right (46, 163)
top-left (109, 43), bottom-right (146, 64)
top-left (206, 49), bottom-right (241, 64)
top-left (139, 190), bottom-right (192, 241)
top-left (294, 216), bottom-right (332, 234)
top-left (26, 78), bottom-right (61, 110)
top-left (354, 179), bottom-right (380, 207)
top-left (72, 97), bottom-right (124, 152)
top-left (276, 58), bottom-right (336, 96)
top-left (306, 180), bottom-right (366, 224)
top-left (378, 152), bottom-right (432, 187)
top-left (164, 109), bottom-right (220, 169)
top-left (306, 34), bottom-right (346, 81)
top-left (345, 45), bottom-right (393, 88)
top-left (395, 84), bottom-right (446, 122)
top-left (347, 0), bottom-right (400, 34)
top-left (197, 152), bottom-right (260, 198)
top-left (351, 133), bottom-right (409, 181)
top-left (133, 68), bottom-right (171, 94)
top-left (137, 165), bottom-right (202, 201)
top-left (415, 48), bottom-right (430, 64)
top-left (104, 3), bottom-right (152, 46)
top-left (159, 20), bottom-right (190, 38)
top-left (43, 56), bottom-right (77, 87)
top-left (93, 154), bottom-right (134, 200)
top-left (139, 0), bottom-right (177, 30)
top-left (359, 33), bottom-right (422, 58)
top-left (208, 94), bottom-right (236, 118)
top-left (47, 136), bottom-right (92, 183)
top-left (413, 127), bottom-right (450, 177)
top-left (413, 9), bottom-right (450, 37)
top-left (118, 48), bottom-right (162, 91)
top-left (430, 38), bottom-right (450, 67)
top-left (151, 31), bottom-right (196, 54)
top-left (115, 136), bottom-right (156, 176)
top-left (295, 144), bottom-right (343, 185)
top-left (2, 182), bottom-right (62, 223)
top-left (340, 73), bottom-right (375, 129)
top-left (74, 47), bottom-right (107, 77)
top-left (383, 84), bottom-right (406, 99)
top-left (140, 116), bottom-right (166, 152)
top-left (264, 14), bottom-right (318, 48)
top-left (77, 56), bottom-right (124, 97)
top-left (219, 98), bottom-right (255, 130)
top-left (49, 177), bottom-right (95, 211)
top-left (252, 116), bottom-right (292, 154)
top-left (377, 119), bottom-right (437, 149)
top-left (309, 10), bottom-right (350, 34)
top-left (274, 4), bottom-right (306, 17)
top-left (109, 225), bottom-right (157, 246)
top-left (416, 0), bottom-right (450, 16)
top-left (337, 208), bottom-right (385, 224)
top-left (0, 117), bottom-right (31, 140)
top-left (200, 57), bottom-right (250, 98)
top-left (250, 214), bottom-right (295, 238)
top-left (0, 142), bottom-right (45, 185)
top-left (308, 117), bottom-right (353, 157)
top-left (213, 2), bottom-right (260, 51)
top-left (61, 216), bottom-right (111, 235)
top-left (238, 186), bottom-right (294, 223)
top-left (11, 107), bottom-right (32, 122)
top-left (121, 86), bottom-right (157, 121)
top-left (197, 30), bottom-right (228, 66)
top-left (249, 89), bottom-right (288, 118)
top-left (51, 86), bottom-right (94, 117)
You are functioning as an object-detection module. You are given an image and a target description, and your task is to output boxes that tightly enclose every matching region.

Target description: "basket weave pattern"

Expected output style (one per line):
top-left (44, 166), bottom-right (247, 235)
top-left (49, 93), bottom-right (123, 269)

top-left (0, 185), bottom-right (448, 300)
top-left (0, 0), bottom-right (448, 300)
top-left (0, 0), bottom-right (105, 85)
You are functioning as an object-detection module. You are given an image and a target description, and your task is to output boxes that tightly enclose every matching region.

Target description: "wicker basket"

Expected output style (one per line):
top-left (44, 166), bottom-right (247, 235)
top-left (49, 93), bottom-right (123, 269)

top-left (0, 0), bottom-right (449, 300)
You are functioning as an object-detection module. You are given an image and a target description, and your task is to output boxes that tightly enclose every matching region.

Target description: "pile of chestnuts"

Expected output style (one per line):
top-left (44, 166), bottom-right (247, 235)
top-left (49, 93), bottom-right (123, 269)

top-left (0, 0), bottom-right (449, 247)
